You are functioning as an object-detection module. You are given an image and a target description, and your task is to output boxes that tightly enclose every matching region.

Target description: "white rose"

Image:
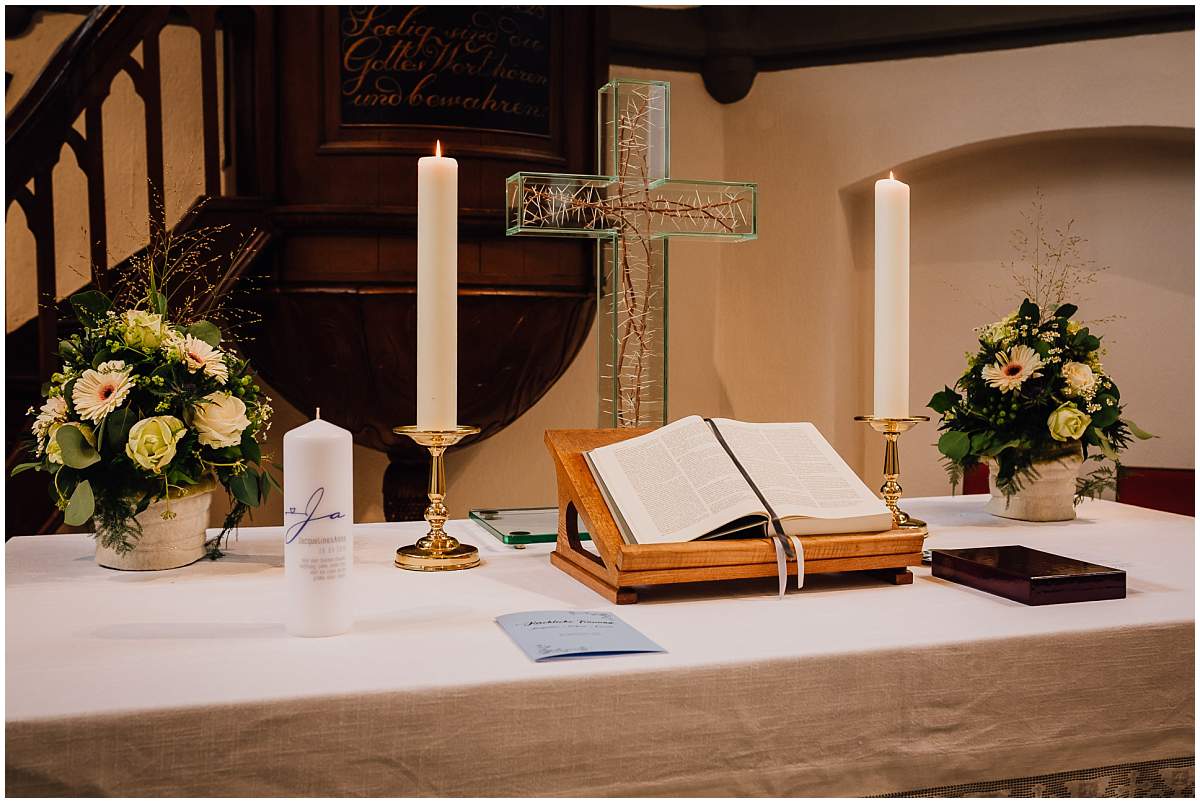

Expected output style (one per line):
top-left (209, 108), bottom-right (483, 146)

top-left (120, 310), bottom-right (166, 350)
top-left (125, 416), bottom-right (185, 474)
top-left (1061, 361), bottom-right (1096, 395)
top-left (192, 392), bottom-right (250, 448)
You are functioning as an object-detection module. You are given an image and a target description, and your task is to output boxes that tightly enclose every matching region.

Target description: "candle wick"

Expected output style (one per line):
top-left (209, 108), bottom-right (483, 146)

top-left (316, 407), bottom-right (321, 420)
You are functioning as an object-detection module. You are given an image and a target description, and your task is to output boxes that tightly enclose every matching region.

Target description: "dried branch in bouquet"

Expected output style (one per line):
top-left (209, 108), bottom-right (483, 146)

top-left (109, 192), bottom-right (264, 343)
top-left (1004, 189), bottom-right (1109, 317)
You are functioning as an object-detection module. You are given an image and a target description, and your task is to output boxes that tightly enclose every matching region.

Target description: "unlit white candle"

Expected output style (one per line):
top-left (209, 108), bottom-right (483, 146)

top-left (874, 173), bottom-right (910, 418)
top-left (417, 141), bottom-right (458, 430)
top-left (283, 415), bottom-right (354, 637)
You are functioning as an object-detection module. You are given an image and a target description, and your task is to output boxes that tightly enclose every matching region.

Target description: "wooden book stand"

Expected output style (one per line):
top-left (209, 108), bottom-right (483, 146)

top-left (545, 428), bottom-right (927, 604)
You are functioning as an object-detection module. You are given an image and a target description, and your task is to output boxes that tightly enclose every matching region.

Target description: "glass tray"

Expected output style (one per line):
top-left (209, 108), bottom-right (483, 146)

top-left (469, 507), bottom-right (590, 547)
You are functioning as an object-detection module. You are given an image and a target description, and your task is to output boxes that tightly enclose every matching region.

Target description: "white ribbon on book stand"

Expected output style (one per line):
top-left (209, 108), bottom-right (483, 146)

top-left (769, 535), bottom-right (805, 599)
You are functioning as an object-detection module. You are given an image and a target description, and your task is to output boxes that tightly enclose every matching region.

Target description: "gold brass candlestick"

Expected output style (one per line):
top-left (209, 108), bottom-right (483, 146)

top-left (854, 415), bottom-right (930, 529)
top-left (393, 425), bottom-right (481, 571)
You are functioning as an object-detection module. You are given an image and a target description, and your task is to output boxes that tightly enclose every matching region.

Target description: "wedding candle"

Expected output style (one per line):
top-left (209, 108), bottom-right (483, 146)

top-left (283, 411), bottom-right (353, 637)
top-left (874, 172), bottom-right (910, 418)
top-left (417, 140), bottom-right (458, 430)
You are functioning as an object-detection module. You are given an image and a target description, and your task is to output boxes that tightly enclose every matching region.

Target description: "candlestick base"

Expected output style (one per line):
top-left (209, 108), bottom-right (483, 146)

top-left (854, 415), bottom-right (930, 530)
top-left (393, 425), bottom-right (481, 572)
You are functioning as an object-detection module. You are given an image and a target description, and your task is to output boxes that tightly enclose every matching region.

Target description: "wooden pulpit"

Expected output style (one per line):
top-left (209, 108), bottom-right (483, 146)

top-left (237, 6), bottom-right (607, 518)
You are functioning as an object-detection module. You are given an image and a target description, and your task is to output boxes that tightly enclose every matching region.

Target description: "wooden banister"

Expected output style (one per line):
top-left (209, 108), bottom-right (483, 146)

top-left (5, 5), bottom-right (260, 381)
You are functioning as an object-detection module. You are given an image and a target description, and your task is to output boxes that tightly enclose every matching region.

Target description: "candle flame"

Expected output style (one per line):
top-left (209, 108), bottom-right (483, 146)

top-left (889, 170), bottom-right (895, 180)
top-left (316, 407), bottom-right (321, 420)
top-left (436, 140), bottom-right (442, 158)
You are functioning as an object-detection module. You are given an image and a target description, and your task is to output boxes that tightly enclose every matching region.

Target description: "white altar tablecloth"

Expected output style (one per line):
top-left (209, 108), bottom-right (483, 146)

top-left (5, 496), bottom-right (1194, 796)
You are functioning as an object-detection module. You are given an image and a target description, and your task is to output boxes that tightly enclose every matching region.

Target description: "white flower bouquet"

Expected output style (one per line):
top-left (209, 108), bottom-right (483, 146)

top-left (13, 289), bottom-right (276, 556)
top-left (929, 298), bottom-right (1152, 501)
top-left (929, 193), bottom-right (1156, 504)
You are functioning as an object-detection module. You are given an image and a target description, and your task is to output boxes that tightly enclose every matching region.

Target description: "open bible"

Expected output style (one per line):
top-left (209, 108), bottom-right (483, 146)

top-left (584, 416), bottom-right (893, 545)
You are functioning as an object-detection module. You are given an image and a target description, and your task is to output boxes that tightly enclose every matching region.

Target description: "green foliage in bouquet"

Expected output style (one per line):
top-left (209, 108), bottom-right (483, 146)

top-left (12, 215), bottom-right (275, 557)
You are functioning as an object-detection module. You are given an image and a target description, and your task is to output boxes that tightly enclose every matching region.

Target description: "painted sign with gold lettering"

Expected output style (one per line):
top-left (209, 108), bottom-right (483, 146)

top-left (339, 6), bottom-right (551, 134)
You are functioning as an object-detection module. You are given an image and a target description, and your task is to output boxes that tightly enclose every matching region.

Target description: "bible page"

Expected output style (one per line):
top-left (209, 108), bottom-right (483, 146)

top-left (709, 420), bottom-right (890, 530)
top-left (587, 416), bottom-right (766, 544)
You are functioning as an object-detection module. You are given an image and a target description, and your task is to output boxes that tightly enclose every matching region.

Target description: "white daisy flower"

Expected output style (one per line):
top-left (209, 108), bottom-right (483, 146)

top-left (161, 329), bottom-right (187, 355)
top-left (981, 344), bottom-right (1044, 393)
top-left (72, 367), bottom-right (135, 422)
top-left (32, 395), bottom-right (68, 445)
top-left (179, 334), bottom-right (228, 385)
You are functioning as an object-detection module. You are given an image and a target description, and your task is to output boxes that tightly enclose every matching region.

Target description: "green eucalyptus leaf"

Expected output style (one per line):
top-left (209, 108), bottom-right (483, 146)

top-left (64, 480), bottom-right (95, 526)
top-left (928, 388), bottom-right (960, 414)
top-left (938, 431), bottom-right (971, 462)
top-left (982, 439), bottom-right (1022, 457)
top-left (1124, 419), bottom-right (1156, 440)
top-left (240, 430), bottom-right (261, 464)
top-left (1095, 430), bottom-right (1120, 462)
top-left (1090, 395), bottom-right (1119, 428)
top-left (969, 431), bottom-right (994, 453)
top-left (185, 320), bottom-right (221, 348)
top-left (57, 426), bottom-right (100, 469)
top-left (70, 291), bottom-right (112, 329)
top-left (104, 408), bottom-right (137, 453)
top-left (230, 471), bottom-right (260, 507)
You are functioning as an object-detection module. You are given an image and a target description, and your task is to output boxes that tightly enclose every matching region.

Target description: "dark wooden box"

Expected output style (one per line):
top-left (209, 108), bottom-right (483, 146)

top-left (932, 545), bottom-right (1126, 605)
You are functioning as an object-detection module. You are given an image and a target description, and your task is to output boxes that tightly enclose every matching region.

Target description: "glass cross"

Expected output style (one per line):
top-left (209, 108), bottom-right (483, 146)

top-left (506, 79), bottom-right (757, 428)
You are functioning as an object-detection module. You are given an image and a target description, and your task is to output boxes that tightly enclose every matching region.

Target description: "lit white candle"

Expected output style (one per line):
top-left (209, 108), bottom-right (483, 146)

top-left (417, 140), bottom-right (458, 430)
top-left (874, 171), bottom-right (910, 418)
top-left (283, 411), bottom-right (354, 637)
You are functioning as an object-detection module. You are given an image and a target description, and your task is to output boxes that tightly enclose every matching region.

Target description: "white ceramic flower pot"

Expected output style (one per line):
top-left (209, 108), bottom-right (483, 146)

top-left (985, 451), bottom-right (1083, 522)
top-left (95, 488), bottom-right (215, 570)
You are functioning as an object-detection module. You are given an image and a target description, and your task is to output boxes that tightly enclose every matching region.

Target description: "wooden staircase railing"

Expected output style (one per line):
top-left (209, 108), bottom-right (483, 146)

top-left (5, 5), bottom-right (270, 537)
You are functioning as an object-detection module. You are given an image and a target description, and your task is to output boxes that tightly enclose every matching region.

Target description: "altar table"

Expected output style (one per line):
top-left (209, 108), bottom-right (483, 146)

top-left (5, 496), bottom-right (1194, 796)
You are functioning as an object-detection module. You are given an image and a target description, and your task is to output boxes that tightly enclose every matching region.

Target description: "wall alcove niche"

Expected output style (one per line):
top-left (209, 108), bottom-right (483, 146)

top-left (841, 125), bottom-right (1194, 496)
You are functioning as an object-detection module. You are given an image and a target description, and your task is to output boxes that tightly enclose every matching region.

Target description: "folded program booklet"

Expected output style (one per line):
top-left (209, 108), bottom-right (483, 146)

top-left (584, 415), bottom-right (893, 545)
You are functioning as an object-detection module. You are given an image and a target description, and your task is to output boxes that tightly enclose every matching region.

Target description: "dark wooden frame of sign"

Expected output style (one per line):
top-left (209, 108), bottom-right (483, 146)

top-left (316, 9), bottom-right (569, 164)
top-left (233, 7), bottom-right (606, 521)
